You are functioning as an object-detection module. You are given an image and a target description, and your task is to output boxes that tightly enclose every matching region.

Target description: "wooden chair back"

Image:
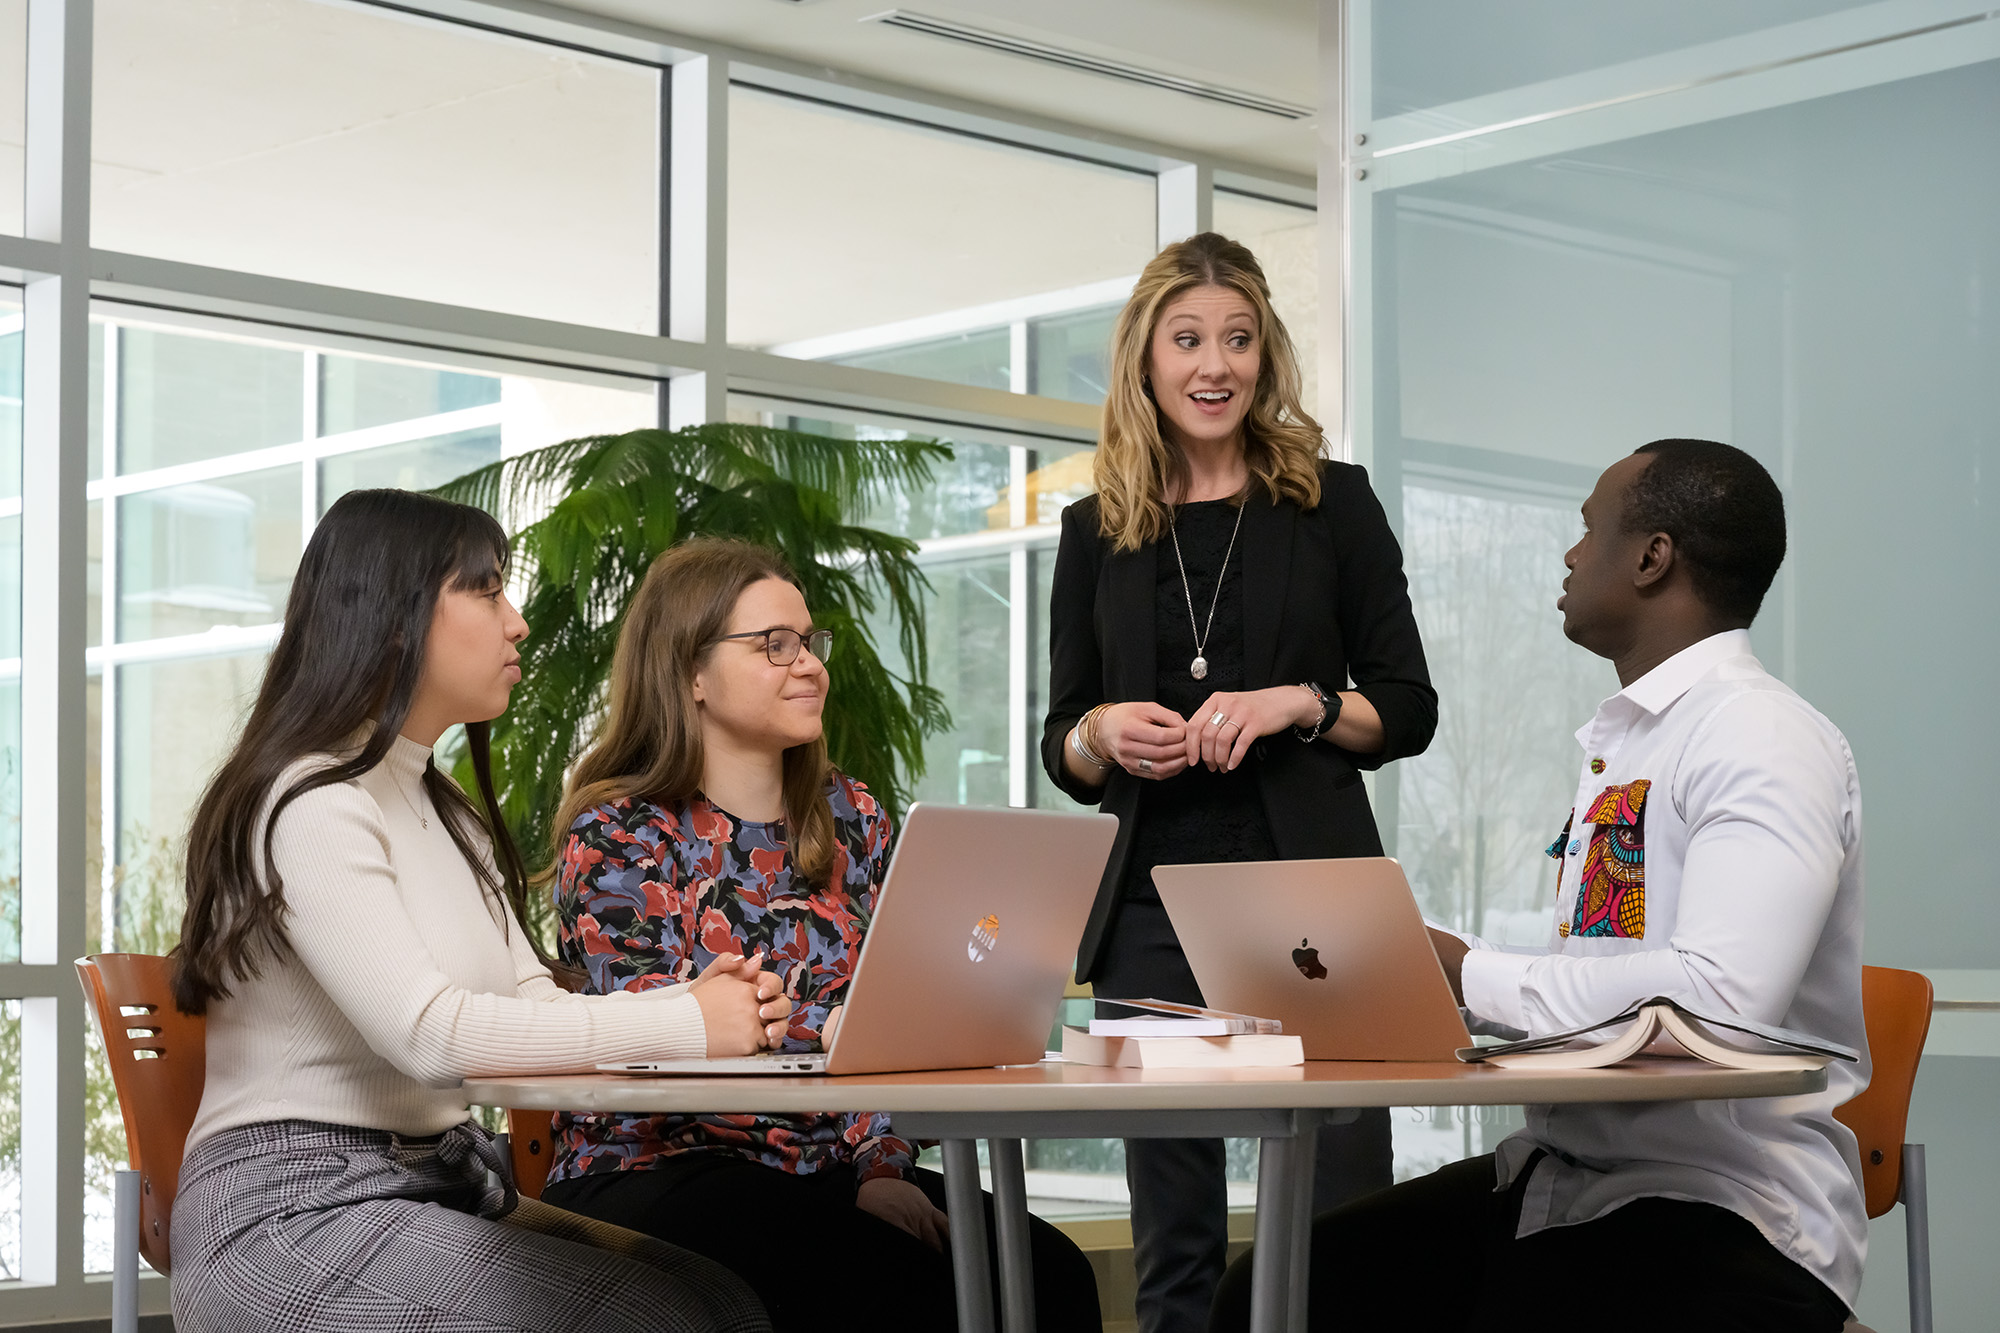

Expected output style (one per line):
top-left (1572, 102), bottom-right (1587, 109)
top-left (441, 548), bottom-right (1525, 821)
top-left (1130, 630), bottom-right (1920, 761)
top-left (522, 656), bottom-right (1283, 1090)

top-left (76, 954), bottom-right (207, 1274)
top-left (507, 1107), bottom-right (554, 1201)
top-left (1833, 965), bottom-right (1934, 1218)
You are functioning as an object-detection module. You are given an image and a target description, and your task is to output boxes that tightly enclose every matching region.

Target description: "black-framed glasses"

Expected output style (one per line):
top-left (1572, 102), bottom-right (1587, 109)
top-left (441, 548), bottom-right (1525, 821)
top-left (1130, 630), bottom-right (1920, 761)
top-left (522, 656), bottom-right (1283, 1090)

top-left (710, 626), bottom-right (834, 666)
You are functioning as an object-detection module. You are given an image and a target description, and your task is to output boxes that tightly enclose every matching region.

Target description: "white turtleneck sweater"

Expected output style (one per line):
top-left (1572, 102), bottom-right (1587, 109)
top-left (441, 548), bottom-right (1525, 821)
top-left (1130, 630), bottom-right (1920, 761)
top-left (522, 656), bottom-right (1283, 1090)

top-left (186, 733), bottom-right (708, 1150)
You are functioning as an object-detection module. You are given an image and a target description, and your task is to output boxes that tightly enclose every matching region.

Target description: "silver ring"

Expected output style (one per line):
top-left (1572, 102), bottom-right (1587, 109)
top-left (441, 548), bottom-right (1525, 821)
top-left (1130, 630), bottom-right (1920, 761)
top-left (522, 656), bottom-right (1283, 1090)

top-left (1220, 718), bottom-right (1240, 730)
top-left (1138, 757), bottom-right (1153, 773)
top-left (1209, 710), bottom-right (1229, 728)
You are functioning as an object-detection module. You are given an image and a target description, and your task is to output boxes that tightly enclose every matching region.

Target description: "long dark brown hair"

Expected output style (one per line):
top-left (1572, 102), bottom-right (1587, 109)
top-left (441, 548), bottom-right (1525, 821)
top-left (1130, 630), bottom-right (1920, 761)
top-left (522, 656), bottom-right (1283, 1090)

top-left (172, 488), bottom-right (534, 1015)
top-left (555, 538), bottom-right (838, 888)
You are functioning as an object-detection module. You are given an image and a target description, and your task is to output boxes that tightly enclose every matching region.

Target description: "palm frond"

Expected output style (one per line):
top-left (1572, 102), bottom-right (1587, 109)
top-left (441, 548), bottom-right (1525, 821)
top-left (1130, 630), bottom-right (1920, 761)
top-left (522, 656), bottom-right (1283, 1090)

top-left (432, 422), bottom-right (952, 900)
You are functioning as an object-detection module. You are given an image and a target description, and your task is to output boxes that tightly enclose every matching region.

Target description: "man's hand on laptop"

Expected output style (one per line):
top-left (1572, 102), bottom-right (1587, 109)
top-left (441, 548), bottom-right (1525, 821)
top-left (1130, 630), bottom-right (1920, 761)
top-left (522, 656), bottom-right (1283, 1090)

top-left (1427, 928), bottom-right (1469, 1006)
top-left (858, 1177), bottom-right (950, 1251)
top-left (690, 950), bottom-right (793, 1055)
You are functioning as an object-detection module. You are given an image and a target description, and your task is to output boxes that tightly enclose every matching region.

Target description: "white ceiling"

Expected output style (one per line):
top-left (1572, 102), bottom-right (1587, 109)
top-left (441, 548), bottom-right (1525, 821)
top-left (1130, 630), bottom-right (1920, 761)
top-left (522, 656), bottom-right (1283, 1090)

top-left (544, 0), bottom-right (1323, 179)
top-left (0, 0), bottom-right (1322, 351)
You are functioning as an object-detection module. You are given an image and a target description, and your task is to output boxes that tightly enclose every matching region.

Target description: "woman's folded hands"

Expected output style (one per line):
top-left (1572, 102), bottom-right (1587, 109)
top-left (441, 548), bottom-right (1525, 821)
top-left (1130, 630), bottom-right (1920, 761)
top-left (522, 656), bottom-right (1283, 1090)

top-left (689, 951), bottom-right (792, 1056)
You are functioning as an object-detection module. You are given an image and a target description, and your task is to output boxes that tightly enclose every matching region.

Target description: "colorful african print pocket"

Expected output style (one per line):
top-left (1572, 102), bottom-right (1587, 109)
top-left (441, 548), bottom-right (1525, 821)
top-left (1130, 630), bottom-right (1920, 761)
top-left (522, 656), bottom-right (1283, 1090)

top-left (1562, 779), bottom-right (1650, 940)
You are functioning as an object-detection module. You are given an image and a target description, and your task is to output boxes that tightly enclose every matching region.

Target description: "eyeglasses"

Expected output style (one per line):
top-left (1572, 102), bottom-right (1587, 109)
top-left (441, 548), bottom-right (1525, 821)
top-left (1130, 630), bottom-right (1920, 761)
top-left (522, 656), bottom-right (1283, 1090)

top-left (710, 626), bottom-right (834, 666)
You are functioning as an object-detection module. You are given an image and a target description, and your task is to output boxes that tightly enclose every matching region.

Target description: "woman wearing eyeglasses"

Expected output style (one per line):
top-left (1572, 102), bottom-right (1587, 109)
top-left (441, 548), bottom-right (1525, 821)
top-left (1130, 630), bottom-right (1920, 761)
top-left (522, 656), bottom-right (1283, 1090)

top-left (538, 537), bottom-right (1100, 1333)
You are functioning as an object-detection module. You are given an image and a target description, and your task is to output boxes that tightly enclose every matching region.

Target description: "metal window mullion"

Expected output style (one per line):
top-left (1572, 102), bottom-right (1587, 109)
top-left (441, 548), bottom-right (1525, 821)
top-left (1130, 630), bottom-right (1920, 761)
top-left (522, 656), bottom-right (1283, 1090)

top-left (1321, 0), bottom-right (1354, 464)
top-left (1007, 446), bottom-right (1029, 808)
top-left (20, 0), bottom-right (94, 1299)
top-left (1157, 161), bottom-right (1214, 249)
top-left (666, 51), bottom-right (726, 429)
top-left (302, 349), bottom-right (321, 534)
top-left (98, 317), bottom-right (119, 954)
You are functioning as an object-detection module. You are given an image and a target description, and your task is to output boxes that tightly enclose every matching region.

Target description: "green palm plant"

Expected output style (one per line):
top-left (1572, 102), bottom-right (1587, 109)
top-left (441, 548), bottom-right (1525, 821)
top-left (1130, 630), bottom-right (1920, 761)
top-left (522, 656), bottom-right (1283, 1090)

top-left (431, 423), bottom-right (952, 915)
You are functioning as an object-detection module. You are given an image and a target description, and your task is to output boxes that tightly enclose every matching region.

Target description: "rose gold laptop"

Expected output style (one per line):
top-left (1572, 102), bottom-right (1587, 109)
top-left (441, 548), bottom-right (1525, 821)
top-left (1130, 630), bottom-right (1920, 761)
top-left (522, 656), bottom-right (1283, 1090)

top-left (1151, 858), bottom-right (1471, 1062)
top-left (603, 803), bottom-right (1118, 1076)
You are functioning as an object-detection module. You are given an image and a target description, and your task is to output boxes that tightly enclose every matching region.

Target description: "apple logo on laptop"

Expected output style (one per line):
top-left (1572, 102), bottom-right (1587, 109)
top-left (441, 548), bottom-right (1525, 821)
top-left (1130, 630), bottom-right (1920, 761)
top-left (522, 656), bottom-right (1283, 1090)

top-left (968, 913), bottom-right (1000, 962)
top-left (1293, 939), bottom-right (1327, 980)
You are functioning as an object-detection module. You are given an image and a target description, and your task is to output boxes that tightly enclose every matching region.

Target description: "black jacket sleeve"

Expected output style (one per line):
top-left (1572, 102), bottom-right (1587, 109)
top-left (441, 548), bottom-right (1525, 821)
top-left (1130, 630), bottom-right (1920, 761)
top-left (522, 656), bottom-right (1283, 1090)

top-left (1040, 498), bottom-right (1110, 805)
top-left (1326, 464), bottom-right (1438, 769)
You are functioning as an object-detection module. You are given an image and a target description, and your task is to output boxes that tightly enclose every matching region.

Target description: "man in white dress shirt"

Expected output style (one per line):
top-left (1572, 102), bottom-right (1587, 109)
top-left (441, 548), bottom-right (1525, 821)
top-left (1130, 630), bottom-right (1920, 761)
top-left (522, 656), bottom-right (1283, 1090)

top-left (1209, 439), bottom-right (1866, 1333)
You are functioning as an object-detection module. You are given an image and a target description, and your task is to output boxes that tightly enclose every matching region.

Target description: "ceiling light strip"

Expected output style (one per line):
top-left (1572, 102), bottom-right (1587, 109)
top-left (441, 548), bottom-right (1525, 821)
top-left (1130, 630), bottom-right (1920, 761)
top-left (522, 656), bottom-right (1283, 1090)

top-left (862, 10), bottom-right (1312, 120)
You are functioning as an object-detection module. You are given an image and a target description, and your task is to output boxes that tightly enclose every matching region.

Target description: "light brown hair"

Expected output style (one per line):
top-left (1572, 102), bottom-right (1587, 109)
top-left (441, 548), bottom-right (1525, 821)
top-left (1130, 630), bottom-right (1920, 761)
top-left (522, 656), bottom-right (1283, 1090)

top-left (1095, 231), bottom-right (1324, 551)
top-left (555, 538), bottom-right (837, 887)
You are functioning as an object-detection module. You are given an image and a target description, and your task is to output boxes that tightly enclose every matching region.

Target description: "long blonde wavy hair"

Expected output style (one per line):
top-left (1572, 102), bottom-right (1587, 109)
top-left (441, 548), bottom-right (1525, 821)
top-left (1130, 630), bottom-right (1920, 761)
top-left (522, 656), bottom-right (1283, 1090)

top-left (1094, 232), bottom-right (1324, 551)
top-left (555, 538), bottom-right (838, 888)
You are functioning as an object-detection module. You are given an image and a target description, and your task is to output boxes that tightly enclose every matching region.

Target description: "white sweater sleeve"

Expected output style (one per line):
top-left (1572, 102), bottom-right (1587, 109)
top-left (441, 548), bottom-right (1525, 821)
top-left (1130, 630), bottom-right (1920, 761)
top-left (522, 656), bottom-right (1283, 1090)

top-left (270, 778), bottom-right (707, 1086)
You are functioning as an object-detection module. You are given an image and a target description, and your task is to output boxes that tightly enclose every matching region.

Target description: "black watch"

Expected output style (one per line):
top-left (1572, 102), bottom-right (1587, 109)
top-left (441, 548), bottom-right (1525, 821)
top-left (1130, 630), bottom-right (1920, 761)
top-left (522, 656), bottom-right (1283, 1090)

top-left (1293, 681), bottom-right (1340, 743)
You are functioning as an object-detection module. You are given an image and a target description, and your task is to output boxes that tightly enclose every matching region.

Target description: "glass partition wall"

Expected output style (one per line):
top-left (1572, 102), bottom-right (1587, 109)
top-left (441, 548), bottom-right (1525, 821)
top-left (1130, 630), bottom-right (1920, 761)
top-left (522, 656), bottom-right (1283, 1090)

top-left (1346, 3), bottom-right (2000, 1326)
top-left (0, 0), bottom-right (1312, 1317)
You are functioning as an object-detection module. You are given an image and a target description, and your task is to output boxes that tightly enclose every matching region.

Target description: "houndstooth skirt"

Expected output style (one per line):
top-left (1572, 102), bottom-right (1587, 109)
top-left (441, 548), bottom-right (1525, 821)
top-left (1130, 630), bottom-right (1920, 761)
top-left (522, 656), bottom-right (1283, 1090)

top-left (171, 1119), bottom-right (771, 1333)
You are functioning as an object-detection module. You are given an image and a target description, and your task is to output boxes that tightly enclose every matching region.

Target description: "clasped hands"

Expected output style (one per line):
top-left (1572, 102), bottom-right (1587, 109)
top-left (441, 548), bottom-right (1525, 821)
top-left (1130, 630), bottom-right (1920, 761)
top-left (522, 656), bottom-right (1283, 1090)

top-left (687, 950), bottom-right (793, 1057)
top-left (1094, 686), bottom-right (1322, 779)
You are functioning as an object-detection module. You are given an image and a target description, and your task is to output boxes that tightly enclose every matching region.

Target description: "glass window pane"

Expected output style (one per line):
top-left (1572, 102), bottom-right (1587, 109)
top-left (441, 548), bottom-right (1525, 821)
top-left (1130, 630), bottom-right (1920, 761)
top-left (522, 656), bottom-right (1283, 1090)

top-left (114, 652), bottom-right (259, 914)
top-left (830, 331), bottom-right (1012, 396)
top-left (118, 465), bottom-right (301, 643)
top-left (319, 354), bottom-right (502, 437)
top-left (118, 327), bottom-right (304, 474)
top-left (1370, 0), bottom-right (1874, 117)
top-left (0, 294), bottom-right (17, 963)
top-left (317, 427), bottom-right (501, 512)
top-left (0, 300), bottom-right (18, 503)
top-left (1372, 57), bottom-right (2000, 975)
top-left (0, 0), bottom-right (20, 236)
top-left (1027, 306), bottom-right (1120, 407)
top-left (94, 0), bottom-right (660, 333)
top-left (730, 83), bottom-right (1155, 386)
top-left (1212, 191), bottom-right (1319, 419)
top-left (0, 1001), bottom-right (20, 1276)
top-left (888, 553), bottom-right (1013, 809)
top-left (777, 414), bottom-right (1090, 540)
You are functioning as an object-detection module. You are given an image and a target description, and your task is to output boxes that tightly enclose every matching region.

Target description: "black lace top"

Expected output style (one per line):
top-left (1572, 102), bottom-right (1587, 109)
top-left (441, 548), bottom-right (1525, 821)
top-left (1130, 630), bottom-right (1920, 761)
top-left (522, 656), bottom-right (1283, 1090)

top-left (1120, 498), bottom-right (1278, 902)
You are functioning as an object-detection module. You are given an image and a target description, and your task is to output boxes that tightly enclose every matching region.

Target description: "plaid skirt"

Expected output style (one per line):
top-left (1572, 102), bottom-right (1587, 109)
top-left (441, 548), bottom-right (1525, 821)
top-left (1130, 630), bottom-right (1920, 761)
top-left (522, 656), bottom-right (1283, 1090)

top-left (171, 1119), bottom-right (770, 1333)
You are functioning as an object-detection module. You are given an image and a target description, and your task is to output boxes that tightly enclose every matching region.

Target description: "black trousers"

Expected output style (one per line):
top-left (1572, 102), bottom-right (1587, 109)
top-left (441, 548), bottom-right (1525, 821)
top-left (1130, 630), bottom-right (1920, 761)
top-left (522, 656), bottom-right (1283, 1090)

top-left (1097, 899), bottom-right (1394, 1333)
top-left (1207, 1153), bottom-right (1852, 1333)
top-left (543, 1154), bottom-right (1101, 1333)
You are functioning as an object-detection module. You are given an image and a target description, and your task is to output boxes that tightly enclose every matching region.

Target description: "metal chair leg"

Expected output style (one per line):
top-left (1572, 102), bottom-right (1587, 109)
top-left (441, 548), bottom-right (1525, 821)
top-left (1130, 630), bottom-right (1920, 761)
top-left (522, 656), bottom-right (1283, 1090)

top-left (1901, 1144), bottom-right (1932, 1333)
top-left (113, 1168), bottom-right (140, 1333)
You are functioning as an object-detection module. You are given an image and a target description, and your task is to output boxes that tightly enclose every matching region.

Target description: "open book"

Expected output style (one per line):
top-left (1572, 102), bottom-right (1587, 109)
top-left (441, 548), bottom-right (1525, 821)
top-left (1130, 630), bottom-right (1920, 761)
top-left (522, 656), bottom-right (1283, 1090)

top-left (1457, 996), bottom-right (1860, 1071)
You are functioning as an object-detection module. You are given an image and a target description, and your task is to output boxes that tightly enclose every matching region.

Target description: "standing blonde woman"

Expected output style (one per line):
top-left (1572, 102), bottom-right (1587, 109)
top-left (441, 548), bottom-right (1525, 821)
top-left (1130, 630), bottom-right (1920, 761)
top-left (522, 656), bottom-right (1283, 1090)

top-left (1041, 233), bottom-right (1437, 1333)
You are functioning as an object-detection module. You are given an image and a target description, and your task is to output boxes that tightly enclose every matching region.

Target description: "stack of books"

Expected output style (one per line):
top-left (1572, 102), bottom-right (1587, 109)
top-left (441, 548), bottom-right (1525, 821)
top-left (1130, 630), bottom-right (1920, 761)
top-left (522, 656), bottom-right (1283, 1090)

top-left (1058, 998), bottom-right (1302, 1068)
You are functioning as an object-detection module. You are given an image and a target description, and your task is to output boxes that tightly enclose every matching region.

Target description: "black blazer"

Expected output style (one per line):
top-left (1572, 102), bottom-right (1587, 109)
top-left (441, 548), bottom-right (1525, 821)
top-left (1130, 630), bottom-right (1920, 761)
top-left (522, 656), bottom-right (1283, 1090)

top-left (1040, 460), bottom-right (1438, 983)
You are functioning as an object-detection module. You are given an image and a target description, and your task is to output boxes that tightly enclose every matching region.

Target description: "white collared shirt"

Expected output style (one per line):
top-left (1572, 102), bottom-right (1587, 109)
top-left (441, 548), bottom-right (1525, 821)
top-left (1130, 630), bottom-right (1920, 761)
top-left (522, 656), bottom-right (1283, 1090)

top-left (1458, 629), bottom-right (1869, 1307)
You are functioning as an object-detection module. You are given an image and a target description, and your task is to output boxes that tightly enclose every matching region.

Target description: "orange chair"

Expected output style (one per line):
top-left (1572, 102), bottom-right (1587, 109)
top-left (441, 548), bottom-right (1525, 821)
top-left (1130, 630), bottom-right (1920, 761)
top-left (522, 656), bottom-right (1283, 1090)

top-left (506, 1107), bottom-right (555, 1201)
top-left (1833, 966), bottom-right (1935, 1333)
top-left (77, 954), bottom-right (207, 1275)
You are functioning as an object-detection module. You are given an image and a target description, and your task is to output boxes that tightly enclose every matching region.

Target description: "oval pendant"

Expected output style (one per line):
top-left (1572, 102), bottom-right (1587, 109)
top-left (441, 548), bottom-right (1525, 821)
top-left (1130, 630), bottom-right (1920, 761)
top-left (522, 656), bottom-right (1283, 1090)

top-left (1191, 656), bottom-right (1209, 680)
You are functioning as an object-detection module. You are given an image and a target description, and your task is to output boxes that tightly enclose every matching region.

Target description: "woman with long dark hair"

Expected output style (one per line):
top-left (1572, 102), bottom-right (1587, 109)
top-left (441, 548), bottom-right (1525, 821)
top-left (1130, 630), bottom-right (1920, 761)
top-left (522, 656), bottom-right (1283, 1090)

top-left (169, 489), bottom-right (786, 1333)
top-left (1042, 233), bottom-right (1437, 1333)
top-left (537, 537), bottom-right (1101, 1333)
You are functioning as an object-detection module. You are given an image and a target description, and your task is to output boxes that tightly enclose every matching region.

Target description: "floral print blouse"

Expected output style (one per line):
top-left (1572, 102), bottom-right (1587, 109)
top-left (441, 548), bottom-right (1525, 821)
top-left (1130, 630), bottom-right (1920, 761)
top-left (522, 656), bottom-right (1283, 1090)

top-left (543, 775), bottom-right (915, 1187)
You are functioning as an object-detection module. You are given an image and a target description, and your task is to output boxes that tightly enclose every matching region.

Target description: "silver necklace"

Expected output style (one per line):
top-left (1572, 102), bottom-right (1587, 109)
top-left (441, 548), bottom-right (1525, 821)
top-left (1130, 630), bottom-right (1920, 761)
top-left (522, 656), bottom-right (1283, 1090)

top-left (393, 775), bottom-right (431, 830)
top-left (1168, 499), bottom-right (1246, 681)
